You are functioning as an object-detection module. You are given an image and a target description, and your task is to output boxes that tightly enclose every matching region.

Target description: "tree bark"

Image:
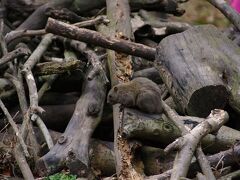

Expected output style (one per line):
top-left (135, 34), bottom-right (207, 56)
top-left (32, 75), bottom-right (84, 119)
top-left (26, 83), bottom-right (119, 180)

top-left (45, 18), bottom-right (156, 60)
top-left (155, 25), bottom-right (232, 117)
top-left (122, 108), bottom-right (240, 153)
top-left (36, 67), bottom-right (107, 177)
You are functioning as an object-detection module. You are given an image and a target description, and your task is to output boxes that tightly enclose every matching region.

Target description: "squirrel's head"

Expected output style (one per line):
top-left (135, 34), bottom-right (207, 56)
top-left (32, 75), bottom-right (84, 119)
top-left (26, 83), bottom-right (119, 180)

top-left (107, 85), bottom-right (135, 107)
top-left (107, 86), bottom-right (119, 105)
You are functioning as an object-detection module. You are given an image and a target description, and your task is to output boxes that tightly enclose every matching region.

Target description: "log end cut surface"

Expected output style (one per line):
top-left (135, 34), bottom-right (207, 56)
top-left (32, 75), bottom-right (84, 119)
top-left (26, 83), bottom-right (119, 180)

top-left (187, 85), bottom-right (229, 117)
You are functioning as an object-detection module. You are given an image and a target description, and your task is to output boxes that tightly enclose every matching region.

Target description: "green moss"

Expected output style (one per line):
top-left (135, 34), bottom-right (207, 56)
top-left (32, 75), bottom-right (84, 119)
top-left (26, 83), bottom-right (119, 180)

top-left (45, 173), bottom-right (77, 180)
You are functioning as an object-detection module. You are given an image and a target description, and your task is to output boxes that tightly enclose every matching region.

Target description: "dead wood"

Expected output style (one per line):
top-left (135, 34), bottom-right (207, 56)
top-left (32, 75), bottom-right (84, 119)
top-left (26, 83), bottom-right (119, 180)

top-left (0, 99), bottom-right (29, 157)
top-left (0, 47), bottom-right (31, 66)
top-left (5, 29), bottom-right (46, 44)
top-left (16, 0), bottom-right (74, 30)
top-left (195, 146), bottom-right (216, 180)
top-left (45, 7), bottom-right (87, 23)
top-left (155, 25), bottom-right (236, 117)
top-left (0, 12), bottom-right (36, 178)
top-left (135, 9), bottom-right (191, 34)
top-left (98, 0), bottom-right (144, 179)
top-left (18, 0), bottom-right (184, 31)
top-left (34, 60), bottom-right (85, 76)
top-left (5, 15), bottom-right (109, 45)
top-left (36, 65), bottom-right (107, 177)
top-left (165, 109), bottom-right (228, 179)
top-left (121, 108), bottom-right (240, 153)
top-left (45, 18), bottom-right (156, 60)
top-left (55, 36), bottom-right (108, 83)
top-left (2, 0), bottom-right (240, 179)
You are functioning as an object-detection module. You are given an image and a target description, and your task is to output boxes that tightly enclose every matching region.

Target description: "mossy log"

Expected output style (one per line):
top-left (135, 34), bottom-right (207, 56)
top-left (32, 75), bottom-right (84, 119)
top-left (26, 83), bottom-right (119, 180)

top-left (122, 108), bottom-right (240, 153)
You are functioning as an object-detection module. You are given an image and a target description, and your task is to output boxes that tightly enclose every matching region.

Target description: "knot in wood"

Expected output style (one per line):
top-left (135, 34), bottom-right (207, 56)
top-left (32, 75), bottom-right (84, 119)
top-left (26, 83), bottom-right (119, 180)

top-left (58, 135), bottom-right (67, 144)
top-left (68, 150), bottom-right (76, 159)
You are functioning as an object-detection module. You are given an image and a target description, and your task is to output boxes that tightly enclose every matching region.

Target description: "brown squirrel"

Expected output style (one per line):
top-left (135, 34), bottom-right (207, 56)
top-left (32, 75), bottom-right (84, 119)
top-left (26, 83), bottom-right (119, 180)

top-left (107, 77), bottom-right (163, 114)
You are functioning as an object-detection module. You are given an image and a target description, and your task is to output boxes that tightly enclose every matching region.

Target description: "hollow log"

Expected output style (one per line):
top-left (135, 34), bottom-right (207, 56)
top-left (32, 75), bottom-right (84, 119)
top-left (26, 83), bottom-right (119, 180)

top-left (36, 66), bottom-right (107, 177)
top-left (155, 25), bottom-right (233, 117)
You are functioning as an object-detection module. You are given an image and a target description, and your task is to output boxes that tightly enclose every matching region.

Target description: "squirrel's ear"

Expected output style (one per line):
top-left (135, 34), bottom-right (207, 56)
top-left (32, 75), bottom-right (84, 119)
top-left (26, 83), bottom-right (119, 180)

top-left (114, 86), bottom-right (118, 91)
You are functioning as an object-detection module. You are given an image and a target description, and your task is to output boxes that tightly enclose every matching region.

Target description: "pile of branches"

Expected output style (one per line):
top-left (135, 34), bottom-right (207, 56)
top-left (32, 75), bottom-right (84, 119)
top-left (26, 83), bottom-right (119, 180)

top-left (0, 0), bottom-right (240, 179)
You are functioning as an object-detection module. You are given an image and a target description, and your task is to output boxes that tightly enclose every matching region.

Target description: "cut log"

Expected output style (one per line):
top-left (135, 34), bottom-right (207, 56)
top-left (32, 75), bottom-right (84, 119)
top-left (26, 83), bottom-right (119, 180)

top-left (155, 25), bottom-right (235, 117)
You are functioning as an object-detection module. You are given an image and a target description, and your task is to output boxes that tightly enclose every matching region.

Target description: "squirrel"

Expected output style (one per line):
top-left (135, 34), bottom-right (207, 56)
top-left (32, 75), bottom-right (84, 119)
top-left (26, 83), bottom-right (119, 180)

top-left (107, 77), bottom-right (163, 114)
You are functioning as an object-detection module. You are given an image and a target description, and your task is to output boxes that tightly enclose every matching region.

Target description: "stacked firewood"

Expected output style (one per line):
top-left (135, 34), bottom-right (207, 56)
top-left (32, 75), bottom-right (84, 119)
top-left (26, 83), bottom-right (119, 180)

top-left (0, 0), bottom-right (240, 179)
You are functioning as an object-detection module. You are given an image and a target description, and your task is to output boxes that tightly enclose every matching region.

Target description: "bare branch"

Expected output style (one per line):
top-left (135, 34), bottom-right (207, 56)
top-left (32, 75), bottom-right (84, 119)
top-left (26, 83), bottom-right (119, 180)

top-left (207, 0), bottom-right (240, 31)
top-left (46, 18), bottom-right (156, 60)
top-left (0, 99), bottom-right (29, 157)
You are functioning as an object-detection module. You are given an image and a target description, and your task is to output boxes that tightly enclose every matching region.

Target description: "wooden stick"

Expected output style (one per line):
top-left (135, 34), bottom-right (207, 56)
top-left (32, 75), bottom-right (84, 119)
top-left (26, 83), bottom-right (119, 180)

top-left (45, 18), bottom-right (156, 60)
top-left (0, 99), bottom-right (29, 157)
top-left (166, 109), bottom-right (228, 179)
top-left (0, 47), bottom-right (30, 66)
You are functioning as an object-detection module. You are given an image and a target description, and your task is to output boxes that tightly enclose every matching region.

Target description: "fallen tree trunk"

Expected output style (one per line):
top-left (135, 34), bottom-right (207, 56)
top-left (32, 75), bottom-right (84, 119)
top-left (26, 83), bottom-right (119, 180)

top-left (155, 25), bottom-right (234, 117)
top-left (122, 108), bottom-right (240, 153)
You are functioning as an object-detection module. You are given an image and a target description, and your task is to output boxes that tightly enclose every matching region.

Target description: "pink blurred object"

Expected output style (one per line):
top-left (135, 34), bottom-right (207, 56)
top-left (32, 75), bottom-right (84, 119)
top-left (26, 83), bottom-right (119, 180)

top-left (231, 0), bottom-right (240, 13)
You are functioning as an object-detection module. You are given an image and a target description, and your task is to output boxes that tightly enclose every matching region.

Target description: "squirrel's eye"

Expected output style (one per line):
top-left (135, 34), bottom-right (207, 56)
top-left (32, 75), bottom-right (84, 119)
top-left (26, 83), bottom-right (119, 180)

top-left (109, 94), bottom-right (112, 99)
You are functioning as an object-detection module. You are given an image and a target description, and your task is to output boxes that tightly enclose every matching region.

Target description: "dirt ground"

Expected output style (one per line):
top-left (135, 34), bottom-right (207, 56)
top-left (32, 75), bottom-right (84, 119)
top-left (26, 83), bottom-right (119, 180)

top-left (175, 0), bottom-right (230, 28)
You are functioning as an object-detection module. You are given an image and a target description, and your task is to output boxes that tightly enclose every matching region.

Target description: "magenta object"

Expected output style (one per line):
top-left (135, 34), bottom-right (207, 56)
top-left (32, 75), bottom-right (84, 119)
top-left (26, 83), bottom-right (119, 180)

top-left (231, 0), bottom-right (240, 13)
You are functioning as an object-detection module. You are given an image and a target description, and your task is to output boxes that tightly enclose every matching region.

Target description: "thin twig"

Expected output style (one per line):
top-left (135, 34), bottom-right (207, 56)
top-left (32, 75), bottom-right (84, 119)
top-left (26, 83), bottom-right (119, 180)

top-left (74, 15), bottom-right (109, 27)
top-left (0, 12), bottom-right (35, 179)
top-left (5, 16), bottom-right (109, 44)
top-left (0, 99), bottom-right (29, 157)
top-left (46, 18), bottom-right (156, 60)
top-left (0, 47), bottom-right (31, 66)
top-left (0, 18), bottom-right (7, 56)
top-left (13, 146), bottom-right (35, 180)
top-left (196, 146), bottom-right (216, 180)
top-left (5, 29), bottom-right (46, 44)
top-left (31, 114), bottom-right (54, 149)
top-left (22, 33), bottom-right (53, 71)
top-left (167, 109), bottom-right (228, 180)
